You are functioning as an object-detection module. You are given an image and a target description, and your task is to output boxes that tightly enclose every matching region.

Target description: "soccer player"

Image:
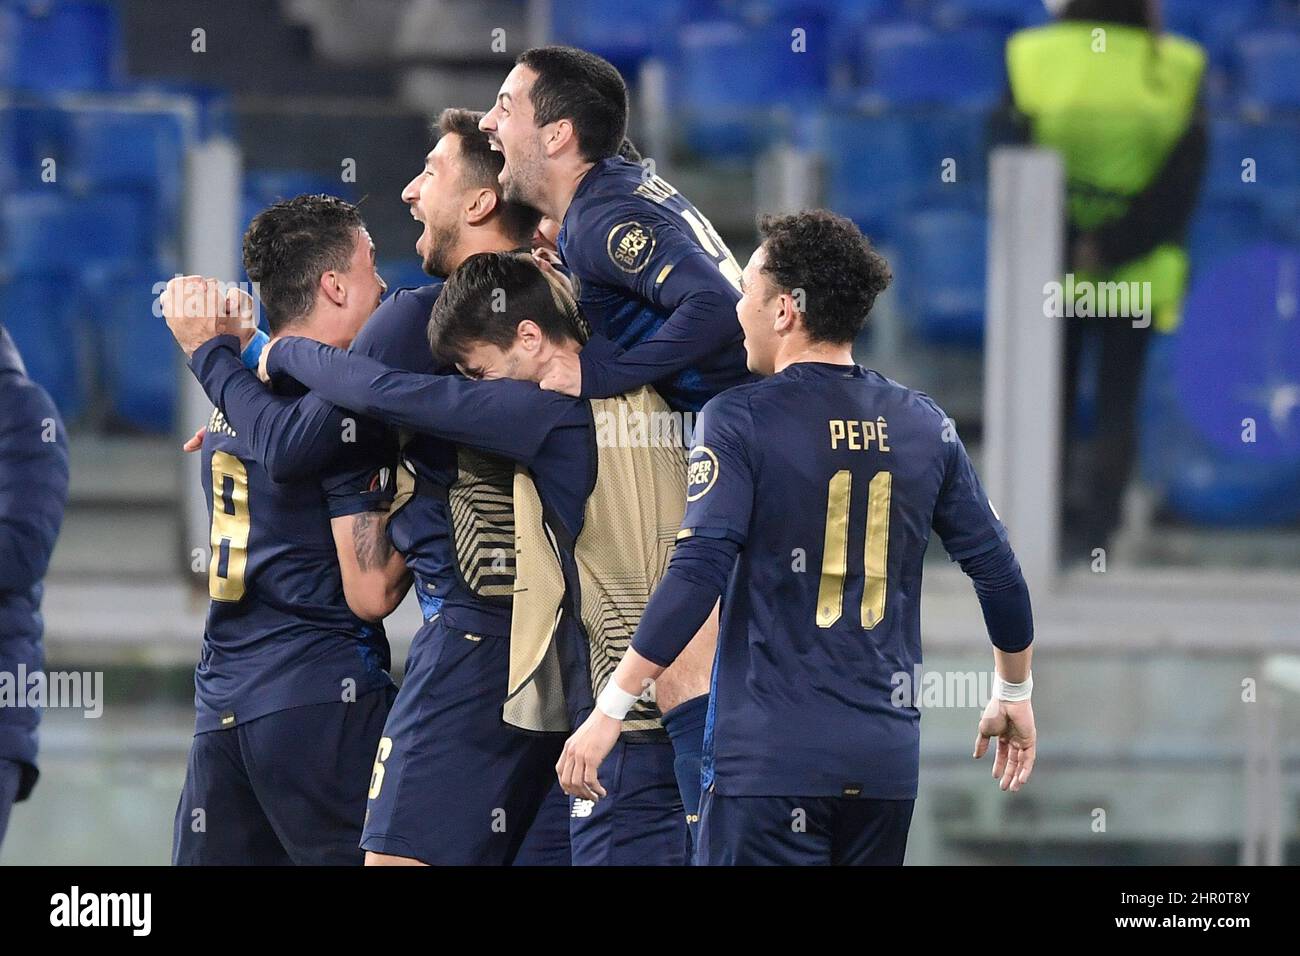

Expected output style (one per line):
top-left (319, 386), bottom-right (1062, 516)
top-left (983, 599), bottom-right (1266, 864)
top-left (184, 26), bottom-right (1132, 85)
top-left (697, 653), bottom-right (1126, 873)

top-left (162, 196), bottom-right (403, 865)
top-left (170, 111), bottom-right (570, 866)
top-left (481, 44), bottom-right (745, 837)
top-left (557, 211), bottom-right (1038, 866)
top-left (0, 323), bottom-right (69, 853)
top-left (257, 252), bottom-right (699, 865)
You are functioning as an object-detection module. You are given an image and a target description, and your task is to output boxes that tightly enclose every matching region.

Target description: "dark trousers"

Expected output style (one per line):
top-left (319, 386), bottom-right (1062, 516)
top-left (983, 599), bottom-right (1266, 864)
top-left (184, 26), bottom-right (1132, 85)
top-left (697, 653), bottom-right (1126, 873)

top-left (1061, 313), bottom-right (1153, 553)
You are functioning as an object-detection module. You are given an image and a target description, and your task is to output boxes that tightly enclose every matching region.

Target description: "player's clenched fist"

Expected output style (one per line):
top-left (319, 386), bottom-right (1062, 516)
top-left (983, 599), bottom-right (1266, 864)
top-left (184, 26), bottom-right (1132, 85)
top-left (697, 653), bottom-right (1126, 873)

top-left (160, 275), bottom-right (256, 358)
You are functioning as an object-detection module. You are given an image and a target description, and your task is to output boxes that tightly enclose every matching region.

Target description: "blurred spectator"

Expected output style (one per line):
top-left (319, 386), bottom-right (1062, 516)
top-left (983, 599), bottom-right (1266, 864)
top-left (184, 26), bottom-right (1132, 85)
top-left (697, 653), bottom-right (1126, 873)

top-left (1004, 0), bottom-right (1208, 559)
top-left (0, 323), bottom-right (69, 850)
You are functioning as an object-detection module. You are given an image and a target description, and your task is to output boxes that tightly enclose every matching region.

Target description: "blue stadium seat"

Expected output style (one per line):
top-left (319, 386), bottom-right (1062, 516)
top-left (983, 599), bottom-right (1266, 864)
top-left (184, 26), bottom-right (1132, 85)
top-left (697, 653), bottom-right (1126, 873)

top-left (1164, 0), bottom-right (1273, 70)
top-left (67, 108), bottom-right (186, 237)
top-left (129, 81), bottom-right (235, 141)
top-left (1203, 117), bottom-right (1300, 204)
top-left (2, 106), bottom-right (71, 190)
top-left (932, 0), bottom-right (1048, 36)
top-left (244, 169), bottom-right (355, 209)
top-left (2, 191), bottom-right (149, 274)
top-left (1174, 242), bottom-right (1300, 477)
top-left (89, 263), bottom-right (179, 432)
top-left (0, 273), bottom-right (86, 420)
top-left (797, 108), bottom-right (924, 239)
top-left (1140, 335), bottom-right (1300, 526)
top-left (861, 24), bottom-right (1005, 109)
top-left (67, 108), bottom-right (185, 194)
top-left (2, 0), bottom-right (120, 92)
top-left (1237, 30), bottom-right (1300, 113)
top-left (1187, 199), bottom-right (1267, 272)
top-left (915, 107), bottom-right (990, 190)
top-left (897, 204), bottom-right (987, 345)
top-left (549, 0), bottom-right (686, 76)
top-left (0, 108), bottom-right (15, 194)
top-left (798, 105), bottom-right (986, 240)
top-left (675, 17), bottom-right (831, 159)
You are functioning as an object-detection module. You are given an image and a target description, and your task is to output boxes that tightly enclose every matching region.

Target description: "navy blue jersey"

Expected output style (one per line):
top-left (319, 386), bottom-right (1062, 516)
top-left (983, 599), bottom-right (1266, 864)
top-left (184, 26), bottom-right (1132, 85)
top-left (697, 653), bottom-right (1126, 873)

top-left (558, 157), bottom-right (754, 412)
top-left (188, 283), bottom-right (514, 639)
top-left (193, 373), bottom-right (394, 734)
top-left (351, 283), bottom-right (514, 634)
top-left (264, 339), bottom-right (604, 712)
top-left (682, 363), bottom-right (1008, 799)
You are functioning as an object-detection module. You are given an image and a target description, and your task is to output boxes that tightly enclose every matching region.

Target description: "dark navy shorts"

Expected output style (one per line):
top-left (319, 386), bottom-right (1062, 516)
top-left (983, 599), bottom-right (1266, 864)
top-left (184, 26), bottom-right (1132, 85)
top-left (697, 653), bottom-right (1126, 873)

top-left (361, 616), bottom-right (569, 865)
top-left (569, 737), bottom-right (688, 866)
top-left (172, 686), bottom-right (393, 865)
top-left (695, 788), bottom-right (914, 865)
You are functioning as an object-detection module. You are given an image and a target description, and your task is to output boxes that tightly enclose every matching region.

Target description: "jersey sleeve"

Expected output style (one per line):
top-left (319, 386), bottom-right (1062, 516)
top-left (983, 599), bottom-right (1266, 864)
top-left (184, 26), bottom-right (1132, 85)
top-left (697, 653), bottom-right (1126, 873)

top-left (931, 422), bottom-right (1009, 562)
top-left (677, 392), bottom-right (756, 546)
top-left (320, 444), bottom-right (397, 519)
top-left (565, 200), bottom-right (742, 399)
top-left (266, 336), bottom-right (574, 465)
top-left (189, 336), bottom-right (349, 483)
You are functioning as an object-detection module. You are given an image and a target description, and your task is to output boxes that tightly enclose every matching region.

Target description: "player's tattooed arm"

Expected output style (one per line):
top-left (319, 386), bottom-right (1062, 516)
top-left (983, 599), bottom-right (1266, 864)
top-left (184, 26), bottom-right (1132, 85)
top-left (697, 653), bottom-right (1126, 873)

top-left (331, 510), bottom-right (411, 622)
top-left (352, 510), bottom-right (395, 571)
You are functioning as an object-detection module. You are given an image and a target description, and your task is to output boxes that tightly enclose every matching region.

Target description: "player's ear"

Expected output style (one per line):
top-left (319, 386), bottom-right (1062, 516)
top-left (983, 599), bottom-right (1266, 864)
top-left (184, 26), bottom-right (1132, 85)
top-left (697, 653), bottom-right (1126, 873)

top-left (545, 119), bottom-right (575, 158)
top-left (320, 270), bottom-right (347, 308)
top-left (465, 187), bottom-right (498, 226)
top-left (774, 292), bottom-right (796, 334)
top-left (517, 318), bottom-right (548, 352)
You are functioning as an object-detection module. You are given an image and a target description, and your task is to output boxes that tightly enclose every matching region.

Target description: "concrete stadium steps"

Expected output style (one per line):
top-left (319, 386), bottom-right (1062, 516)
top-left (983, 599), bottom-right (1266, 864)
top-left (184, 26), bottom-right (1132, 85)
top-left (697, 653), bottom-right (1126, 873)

top-left (48, 433), bottom-right (183, 583)
top-left (111, 0), bottom-right (394, 97)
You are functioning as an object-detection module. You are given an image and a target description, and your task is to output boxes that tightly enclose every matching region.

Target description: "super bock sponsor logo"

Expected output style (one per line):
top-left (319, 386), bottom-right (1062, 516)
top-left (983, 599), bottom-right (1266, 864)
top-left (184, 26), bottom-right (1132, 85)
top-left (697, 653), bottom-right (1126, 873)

top-left (606, 220), bottom-right (656, 273)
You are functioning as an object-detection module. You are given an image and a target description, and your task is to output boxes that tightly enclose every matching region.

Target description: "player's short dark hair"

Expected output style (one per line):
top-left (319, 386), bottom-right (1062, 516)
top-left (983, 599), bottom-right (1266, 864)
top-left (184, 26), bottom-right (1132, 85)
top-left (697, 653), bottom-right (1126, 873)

top-left (757, 210), bottom-right (893, 346)
top-left (428, 251), bottom-right (585, 364)
top-left (243, 194), bottom-right (364, 334)
top-left (516, 45), bottom-right (628, 162)
top-left (435, 107), bottom-right (541, 246)
top-left (617, 136), bottom-right (642, 164)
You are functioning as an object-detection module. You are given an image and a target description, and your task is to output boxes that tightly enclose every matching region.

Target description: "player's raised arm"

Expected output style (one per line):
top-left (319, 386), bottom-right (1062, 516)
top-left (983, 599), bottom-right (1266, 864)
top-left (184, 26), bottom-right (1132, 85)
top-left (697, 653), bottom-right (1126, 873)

top-left (264, 337), bottom-right (566, 467)
top-left (929, 413), bottom-right (1037, 791)
top-left (187, 337), bottom-right (351, 482)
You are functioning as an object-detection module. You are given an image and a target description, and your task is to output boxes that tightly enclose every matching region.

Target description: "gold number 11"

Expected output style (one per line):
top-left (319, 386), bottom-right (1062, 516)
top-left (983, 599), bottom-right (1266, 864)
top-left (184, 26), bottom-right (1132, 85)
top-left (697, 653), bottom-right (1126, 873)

top-left (815, 470), bottom-right (892, 630)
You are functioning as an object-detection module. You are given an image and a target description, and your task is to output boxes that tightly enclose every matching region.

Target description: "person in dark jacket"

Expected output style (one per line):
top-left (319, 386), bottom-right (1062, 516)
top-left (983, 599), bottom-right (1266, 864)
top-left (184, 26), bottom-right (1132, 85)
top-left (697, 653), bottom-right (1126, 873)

top-left (0, 323), bottom-right (69, 849)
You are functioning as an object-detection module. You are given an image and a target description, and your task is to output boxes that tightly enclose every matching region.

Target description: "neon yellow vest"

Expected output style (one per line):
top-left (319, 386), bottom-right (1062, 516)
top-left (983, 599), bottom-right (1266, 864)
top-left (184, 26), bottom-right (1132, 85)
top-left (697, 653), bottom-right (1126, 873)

top-left (1007, 22), bottom-right (1206, 331)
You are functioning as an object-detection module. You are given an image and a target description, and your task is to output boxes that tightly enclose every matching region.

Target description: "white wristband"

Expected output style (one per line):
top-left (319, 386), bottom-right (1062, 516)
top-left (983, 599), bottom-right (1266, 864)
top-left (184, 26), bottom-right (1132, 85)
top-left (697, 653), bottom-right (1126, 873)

top-left (994, 672), bottom-right (1032, 702)
top-left (596, 679), bottom-right (640, 720)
